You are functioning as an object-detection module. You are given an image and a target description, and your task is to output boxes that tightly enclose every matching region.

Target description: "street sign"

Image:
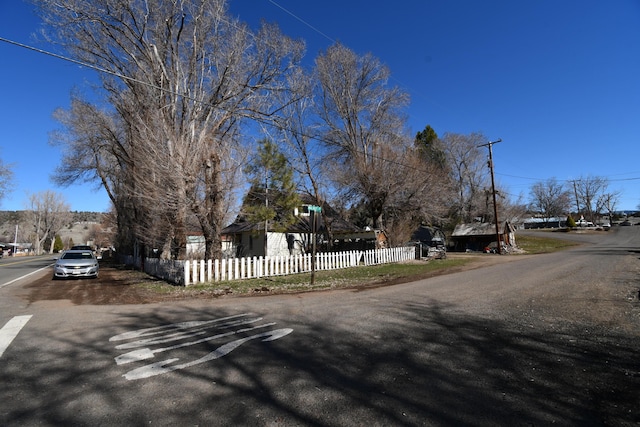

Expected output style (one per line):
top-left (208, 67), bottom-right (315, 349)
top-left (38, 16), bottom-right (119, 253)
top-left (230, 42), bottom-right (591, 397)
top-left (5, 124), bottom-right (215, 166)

top-left (308, 205), bottom-right (322, 212)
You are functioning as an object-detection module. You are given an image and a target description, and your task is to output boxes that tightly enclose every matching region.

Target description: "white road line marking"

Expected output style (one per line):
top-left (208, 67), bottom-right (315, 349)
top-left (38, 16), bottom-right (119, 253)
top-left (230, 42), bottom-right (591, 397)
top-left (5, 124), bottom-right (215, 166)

top-left (114, 316), bottom-right (264, 350)
top-left (115, 322), bottom-right (276, 365)
top-left (0, 265), bottom-right (54, 289)
top-left (109, 313), bottom-right (253, 342)
top-left (123, 328), bottom-right (293, 380)
top-left (111, 315), bottom-right (294, 380)
top-left (0, 315), bottom-right (32, 357)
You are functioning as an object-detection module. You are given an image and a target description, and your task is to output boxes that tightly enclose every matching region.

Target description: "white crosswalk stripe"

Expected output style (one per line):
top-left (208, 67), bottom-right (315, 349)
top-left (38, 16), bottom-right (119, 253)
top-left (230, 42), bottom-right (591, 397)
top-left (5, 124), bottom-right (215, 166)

top-left (0, 315), bottom-right (32, 357)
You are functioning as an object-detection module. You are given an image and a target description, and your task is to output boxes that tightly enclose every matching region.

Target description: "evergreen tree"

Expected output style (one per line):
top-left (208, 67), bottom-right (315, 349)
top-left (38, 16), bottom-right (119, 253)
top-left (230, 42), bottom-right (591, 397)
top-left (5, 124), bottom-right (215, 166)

top-left (415, 125), bottom-right (446, 169)
top-left (53, 235), bottom-right (64, 252)
top-left (243, 139), bottom-right (300, 232)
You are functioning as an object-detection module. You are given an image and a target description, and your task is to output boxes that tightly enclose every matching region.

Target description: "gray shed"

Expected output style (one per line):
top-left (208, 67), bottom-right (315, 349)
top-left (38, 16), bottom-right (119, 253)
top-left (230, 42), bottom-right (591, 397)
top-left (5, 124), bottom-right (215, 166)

top-left (451, 221), bottom-right (516, 252)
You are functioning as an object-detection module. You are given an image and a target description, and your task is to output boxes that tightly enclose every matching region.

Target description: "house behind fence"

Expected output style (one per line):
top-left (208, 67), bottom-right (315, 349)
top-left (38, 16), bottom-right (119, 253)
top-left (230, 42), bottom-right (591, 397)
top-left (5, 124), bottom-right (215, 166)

top-left (125, 246), bottom-right (417, 286)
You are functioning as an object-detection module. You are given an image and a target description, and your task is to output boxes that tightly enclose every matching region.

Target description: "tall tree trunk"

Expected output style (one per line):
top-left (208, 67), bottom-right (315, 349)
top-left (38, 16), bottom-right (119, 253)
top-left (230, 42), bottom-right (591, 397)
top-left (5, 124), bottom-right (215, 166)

top-left (191, 152), bottom-right (223, 260)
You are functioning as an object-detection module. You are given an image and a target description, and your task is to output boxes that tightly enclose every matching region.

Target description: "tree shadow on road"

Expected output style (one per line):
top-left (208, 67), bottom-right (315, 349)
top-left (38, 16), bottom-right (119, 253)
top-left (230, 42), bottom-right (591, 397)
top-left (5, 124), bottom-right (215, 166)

top-left (2, 296), bottom-right (639, 426)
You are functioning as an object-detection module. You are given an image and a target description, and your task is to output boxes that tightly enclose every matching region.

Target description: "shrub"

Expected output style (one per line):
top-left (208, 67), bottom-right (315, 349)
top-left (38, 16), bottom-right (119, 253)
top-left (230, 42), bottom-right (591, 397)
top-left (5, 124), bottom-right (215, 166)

top-left (53, 235), bottom-right (64, 252)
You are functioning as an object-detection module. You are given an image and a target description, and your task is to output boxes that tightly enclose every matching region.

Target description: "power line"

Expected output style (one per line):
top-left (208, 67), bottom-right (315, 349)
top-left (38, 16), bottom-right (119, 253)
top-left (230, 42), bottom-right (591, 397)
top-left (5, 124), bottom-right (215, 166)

top-left (267, 0), bottom-right (335, 44)
top-left (2, 35), bottom-right (636, 197)
top-left (0, 35), bottom-right (419, 172)
top-left (496, 171), bottom-right (640, 184)
top-left (263, 2), bottom-right (640, 192)
top-left (265, 0), bottom-right (452, 119)
top-left (0, 36), bottom-right (154, 91)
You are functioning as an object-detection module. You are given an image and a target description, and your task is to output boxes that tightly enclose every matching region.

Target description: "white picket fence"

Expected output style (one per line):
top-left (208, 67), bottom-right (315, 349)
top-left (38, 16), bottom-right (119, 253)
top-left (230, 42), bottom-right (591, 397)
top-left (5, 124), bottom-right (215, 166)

top-left (183, 246), bottom-right (416, 286)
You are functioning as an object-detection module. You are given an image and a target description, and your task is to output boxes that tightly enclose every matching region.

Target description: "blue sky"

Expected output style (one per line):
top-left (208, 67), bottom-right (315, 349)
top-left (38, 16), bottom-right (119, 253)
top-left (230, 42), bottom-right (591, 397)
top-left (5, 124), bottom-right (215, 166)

top-left (1, 0), bottom-right (639, 212)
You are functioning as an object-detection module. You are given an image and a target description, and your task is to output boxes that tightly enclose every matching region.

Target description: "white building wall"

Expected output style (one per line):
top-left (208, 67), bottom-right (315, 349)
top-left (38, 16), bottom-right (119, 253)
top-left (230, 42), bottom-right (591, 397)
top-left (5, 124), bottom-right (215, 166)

top-left (266, 232), bottom-right (307, 257)
top-left (220, 231), bottom-right (310, 259)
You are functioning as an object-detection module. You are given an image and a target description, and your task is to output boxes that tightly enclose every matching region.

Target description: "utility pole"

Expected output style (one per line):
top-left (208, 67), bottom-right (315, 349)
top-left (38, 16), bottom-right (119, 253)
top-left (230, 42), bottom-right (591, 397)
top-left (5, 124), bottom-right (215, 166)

top-left (13, 224), bottom-right (18, 256)
top-left (478, 138), bottom-right (502, 254)
top-left (572, 180), bottom-right (580, 216)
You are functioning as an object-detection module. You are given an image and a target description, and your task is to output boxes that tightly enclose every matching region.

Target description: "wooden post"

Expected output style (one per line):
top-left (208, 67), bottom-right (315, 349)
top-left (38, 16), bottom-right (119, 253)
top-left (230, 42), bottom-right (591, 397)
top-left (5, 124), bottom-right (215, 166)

top-left (478, 139), bottom-right (503, 254)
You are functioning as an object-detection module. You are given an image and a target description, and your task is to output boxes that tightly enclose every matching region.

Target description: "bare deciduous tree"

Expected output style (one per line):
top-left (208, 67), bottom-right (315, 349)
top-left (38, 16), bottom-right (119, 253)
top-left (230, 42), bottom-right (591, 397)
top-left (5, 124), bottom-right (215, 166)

top-left (573, 175), bottom-right (609, 224)
top-left (23, 190), bottom-right (71, 255)
top-left (0, 156), bottom-right (14, 205)
top-left (596, 190), bottom-right (620, 222)
top-left (380, 144), bottom-right (453, 246)
top-left (440, 132), bottom-right (490, 223)
top-left (40, 0), bottom-right (304, 259)
top-left (269, 66), bottom-right (346, 245)
top-left (315, 42), bottom-right (410, 230)
top-left (51, 98), bottom-right (136, 253)
top-left (529, 178), bottom-right (571, 223)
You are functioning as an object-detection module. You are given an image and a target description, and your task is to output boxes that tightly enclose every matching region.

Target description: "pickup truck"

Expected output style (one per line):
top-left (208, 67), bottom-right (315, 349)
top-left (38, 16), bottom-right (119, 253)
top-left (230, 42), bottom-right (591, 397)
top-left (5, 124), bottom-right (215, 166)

top-left (575, 219), bottom-right (594, 227)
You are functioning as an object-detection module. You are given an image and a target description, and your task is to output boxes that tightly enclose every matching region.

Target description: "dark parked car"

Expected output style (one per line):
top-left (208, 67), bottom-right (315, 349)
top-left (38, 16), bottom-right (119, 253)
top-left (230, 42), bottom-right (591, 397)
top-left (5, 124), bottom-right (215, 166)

top-left (71, 245), bottom-right (101, 259)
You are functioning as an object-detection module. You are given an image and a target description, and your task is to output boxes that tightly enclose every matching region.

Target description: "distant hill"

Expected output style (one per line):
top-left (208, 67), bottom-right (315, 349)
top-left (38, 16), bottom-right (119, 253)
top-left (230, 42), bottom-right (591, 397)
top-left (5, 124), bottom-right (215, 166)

top-left (0, 211), bottom-right (105, 246)
top-left (0, 211), bottom-right (104, 224)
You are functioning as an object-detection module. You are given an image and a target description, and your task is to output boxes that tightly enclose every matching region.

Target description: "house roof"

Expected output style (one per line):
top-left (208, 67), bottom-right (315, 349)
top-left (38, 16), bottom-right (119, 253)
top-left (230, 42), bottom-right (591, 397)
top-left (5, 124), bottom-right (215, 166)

top-left (451, 221), bottom-right (514, 237)
top-left (222, 194), bottom-right (362, 235)
top-left (522, 217), bottom-right (564, 223)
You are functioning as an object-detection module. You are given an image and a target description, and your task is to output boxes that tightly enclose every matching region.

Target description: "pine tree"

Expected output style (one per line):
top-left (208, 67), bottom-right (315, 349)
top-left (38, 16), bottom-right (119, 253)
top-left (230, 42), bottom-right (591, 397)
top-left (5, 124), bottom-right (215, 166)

top-left (243, 139), bottom-right (300, 232)
top-left (53, 235), bottom-right (64, 252)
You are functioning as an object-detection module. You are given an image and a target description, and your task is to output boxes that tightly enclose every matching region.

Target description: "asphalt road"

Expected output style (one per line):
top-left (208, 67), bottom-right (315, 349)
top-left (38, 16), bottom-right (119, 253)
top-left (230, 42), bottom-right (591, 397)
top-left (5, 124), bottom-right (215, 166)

top-left (0, 255), bottom-right (55, 322)
top-left (0, 254), bottom-right (55, 289)
top-left (1, 228), bottom-right (639, 426)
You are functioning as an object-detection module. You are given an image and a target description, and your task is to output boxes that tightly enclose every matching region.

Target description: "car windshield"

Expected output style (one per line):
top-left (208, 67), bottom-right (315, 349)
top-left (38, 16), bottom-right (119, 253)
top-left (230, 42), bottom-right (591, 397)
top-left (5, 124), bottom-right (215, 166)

top-left (62, 252), bottom-right (94, 260)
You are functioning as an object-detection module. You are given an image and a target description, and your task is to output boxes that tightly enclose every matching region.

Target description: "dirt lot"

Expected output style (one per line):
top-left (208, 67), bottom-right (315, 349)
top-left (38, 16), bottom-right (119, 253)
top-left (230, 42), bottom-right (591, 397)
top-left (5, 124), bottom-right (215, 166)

top-left (24, 264), bottom-right (180, 305)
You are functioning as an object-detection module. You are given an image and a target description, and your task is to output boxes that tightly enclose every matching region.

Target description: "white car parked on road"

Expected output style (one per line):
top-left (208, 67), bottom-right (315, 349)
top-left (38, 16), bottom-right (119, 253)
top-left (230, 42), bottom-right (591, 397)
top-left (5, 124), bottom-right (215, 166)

top-left (53, 250), bottom-right (99, 279)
